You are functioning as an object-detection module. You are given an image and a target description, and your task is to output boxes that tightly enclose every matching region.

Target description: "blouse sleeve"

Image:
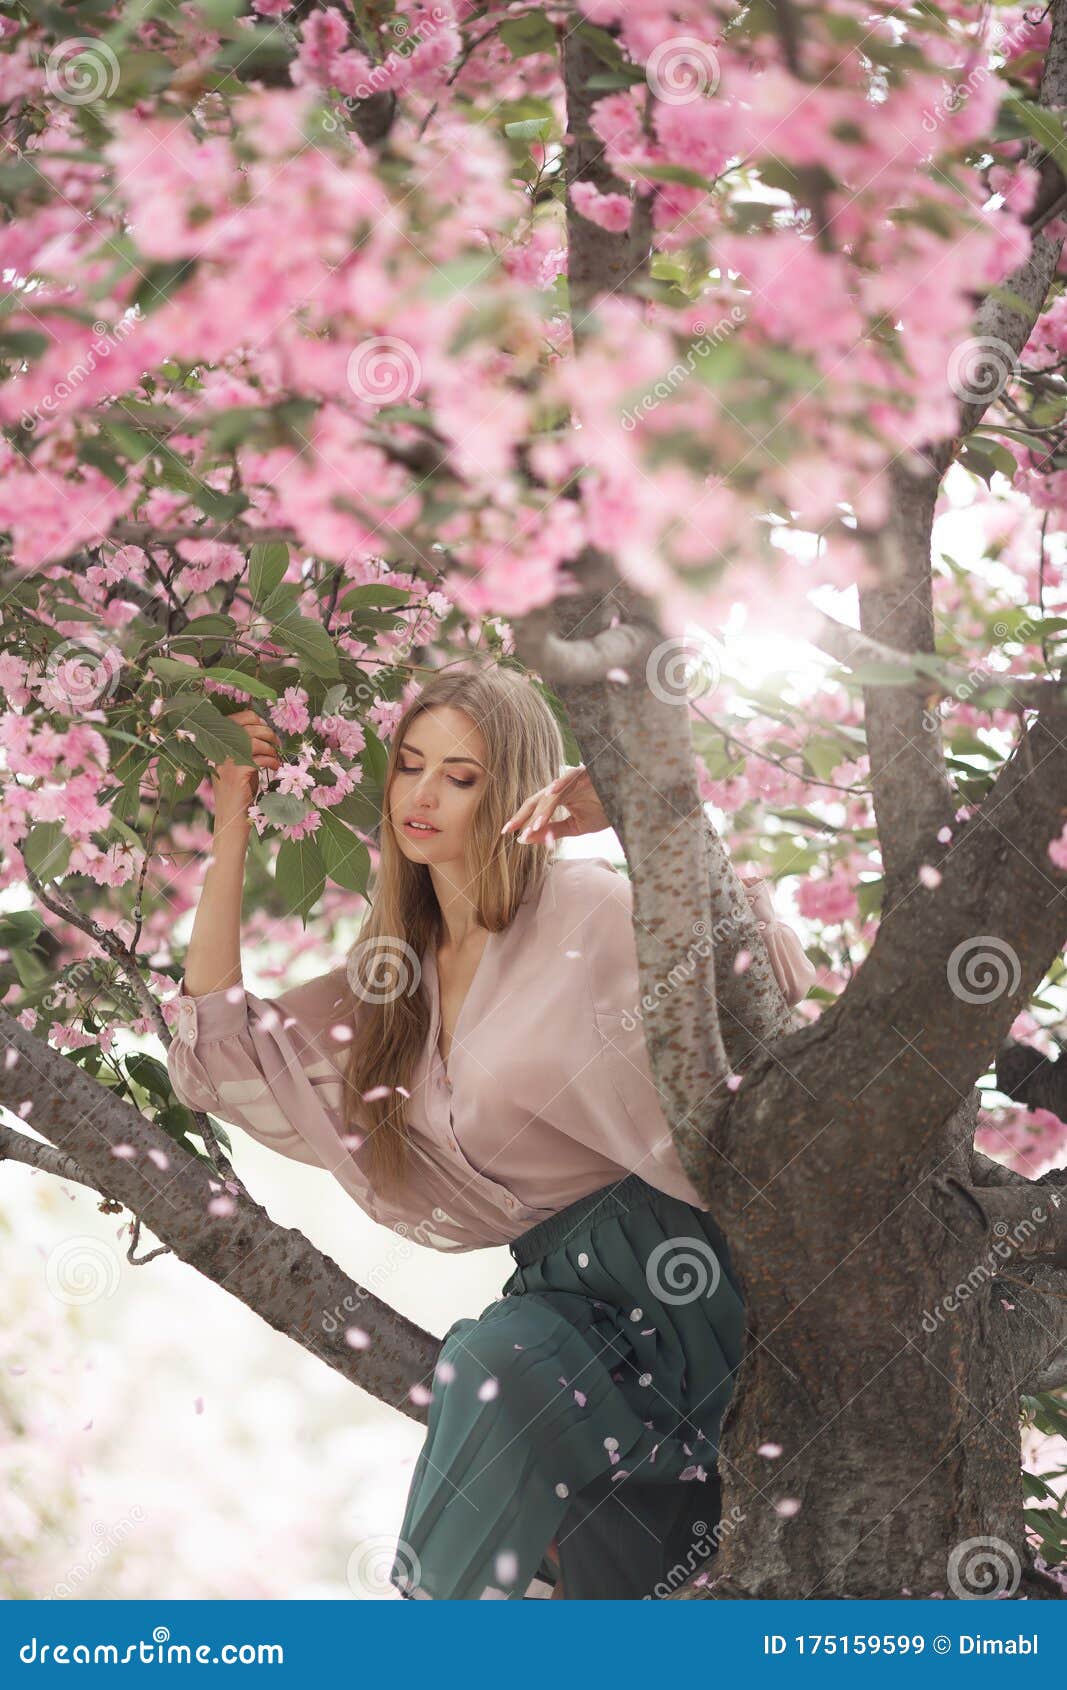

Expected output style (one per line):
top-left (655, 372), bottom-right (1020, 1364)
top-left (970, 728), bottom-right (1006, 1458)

top-left (165, 966), bottom-right (370, 1183)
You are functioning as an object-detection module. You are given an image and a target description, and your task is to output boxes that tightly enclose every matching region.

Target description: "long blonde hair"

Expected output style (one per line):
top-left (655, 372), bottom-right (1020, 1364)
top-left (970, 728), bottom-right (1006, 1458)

top-left (340, 662), bottom-right (567, 1198)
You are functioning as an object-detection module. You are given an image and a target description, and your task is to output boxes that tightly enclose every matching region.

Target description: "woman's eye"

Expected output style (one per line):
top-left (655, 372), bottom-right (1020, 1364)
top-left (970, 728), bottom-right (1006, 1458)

top-left (397, 763), bottom-right (474, 789)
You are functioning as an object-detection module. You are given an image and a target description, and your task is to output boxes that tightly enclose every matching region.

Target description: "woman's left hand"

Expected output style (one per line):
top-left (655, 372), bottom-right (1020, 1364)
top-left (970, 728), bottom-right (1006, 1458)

top-left (501, 764), bottom-right (608, 844)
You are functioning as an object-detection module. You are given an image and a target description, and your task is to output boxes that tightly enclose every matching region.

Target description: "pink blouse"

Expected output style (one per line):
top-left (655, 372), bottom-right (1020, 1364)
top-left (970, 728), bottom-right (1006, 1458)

top-left (166, 856), bottom-right (816, 1252)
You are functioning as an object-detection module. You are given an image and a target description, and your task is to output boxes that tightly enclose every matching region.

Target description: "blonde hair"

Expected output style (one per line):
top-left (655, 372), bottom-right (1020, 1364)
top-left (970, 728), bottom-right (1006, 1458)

top-left (339, 662), bottom-right (567, 1198)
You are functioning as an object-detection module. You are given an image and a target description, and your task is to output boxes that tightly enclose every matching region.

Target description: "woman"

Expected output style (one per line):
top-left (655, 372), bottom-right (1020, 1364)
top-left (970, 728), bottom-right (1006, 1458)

top-left (167, 663), bottom-right (815, 1600)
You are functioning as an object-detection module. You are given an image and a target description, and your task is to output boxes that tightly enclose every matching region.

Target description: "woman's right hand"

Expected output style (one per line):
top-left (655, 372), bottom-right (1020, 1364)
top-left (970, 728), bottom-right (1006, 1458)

top-left (209, 709), bottom-right (283, 822)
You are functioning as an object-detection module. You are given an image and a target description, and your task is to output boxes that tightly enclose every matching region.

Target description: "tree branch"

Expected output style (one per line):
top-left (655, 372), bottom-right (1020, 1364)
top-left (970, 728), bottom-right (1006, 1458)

top-left (0, 1007), bottom-right (441, 1418)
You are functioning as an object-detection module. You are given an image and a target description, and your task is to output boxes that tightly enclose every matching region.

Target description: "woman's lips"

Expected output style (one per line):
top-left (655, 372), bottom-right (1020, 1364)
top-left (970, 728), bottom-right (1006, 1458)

top-left (402, 818), bottom-right (441, 836)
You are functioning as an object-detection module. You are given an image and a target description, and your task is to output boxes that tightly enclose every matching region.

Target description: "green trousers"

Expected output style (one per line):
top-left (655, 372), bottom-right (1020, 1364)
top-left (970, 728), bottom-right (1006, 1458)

top-left (389, 1171), bottom-right (745, 1600)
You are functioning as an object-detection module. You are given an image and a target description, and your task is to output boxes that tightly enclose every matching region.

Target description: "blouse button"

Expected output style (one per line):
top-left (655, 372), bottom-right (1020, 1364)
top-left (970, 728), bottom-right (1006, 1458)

top-left (178, 998), bottom-right (197, 1044)
top-left (505, 1196), bottom-right (516, 1209)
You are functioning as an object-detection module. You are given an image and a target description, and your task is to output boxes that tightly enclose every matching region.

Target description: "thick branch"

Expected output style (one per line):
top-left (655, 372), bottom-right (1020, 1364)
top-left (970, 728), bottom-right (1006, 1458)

top-left (995, 1263), bottom-right (1067, 1393)
top-left (0, 1120), bottom-right (100, 1190)
top-left (0, 1008), bottom-right (440, 1417)
top-left (811, 609), bottom-right (1067, 712)
top-left (856, 460), bottom-right (956, 914)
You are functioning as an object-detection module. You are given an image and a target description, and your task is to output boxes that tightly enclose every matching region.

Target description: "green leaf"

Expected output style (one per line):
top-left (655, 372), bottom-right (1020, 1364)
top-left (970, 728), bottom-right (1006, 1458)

top-left (500, 14), bottom-right (556, 57)
top-left (268, 613), bottom-right (339, 677)
top-left (0, 329), bottom-right (49, 360)
top-left (504, 117), bottom-right (552, 140)
top-left (360, 726), bottom-right (390, 787)
top-left (22, 822), bottom-right (72, 883)
top-left (856, 876), bottom-right (884, 922)
top-left (258, 791), bottom-right (313, 826)
top-left (274, 837), bottom-right (326, 924)
top-left (0, 911), bottom-right (44, 949)
top-left (576, 20), bottom-right (624, 68)
top-left (804, 737), bottom-right (849, 784)
top-left (125, 1051), bottom-right (174, 1103)
top-left (639, 162), bottom-right (716, 190)
top-left (249, 540), bottom-right (290, 606)
top-left (332, 785), bottom-right (383, 834)
top-left (337, 584), bottom-right (412, 611)
top-left (317, 811), bottom-right (371, 893)
top-left (160, 697), bottom-right (256, 767)
top-left (131, 259), bottom-right (198, 316)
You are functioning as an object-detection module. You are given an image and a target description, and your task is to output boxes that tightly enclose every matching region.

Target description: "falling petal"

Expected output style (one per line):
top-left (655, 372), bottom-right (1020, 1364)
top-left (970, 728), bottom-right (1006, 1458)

top-left (194, 1397), bottom-right (204, 1414)
top-left (758, 1441), bottom-right (783, 1458)
top-left (110, 1144), bottom-right (136, 1159)
top-left (360, 1085), bottom-right (390, 1102)
top-left (494, 1550), bottom-right (518, 1584)
top-left (147, 1147), bottom-right (170, 1170)
top-left (733, 950), bottom-right (752, 974)
top-left (207, 1195), bottom-right (236, 1217)
top-left (680, 1465), bottom-right (707, 1482)
top-left (435, 1359), bottom-right (456, 1383)
top-left (606, 667), bottom-right (629, 684)
top-left (409, 1383), bottom-right (432, 1406)
top-left (573, 1389), bottom-right (587, 1407)
top-left (478, 1377), bottom-right (499, 1401)
top-left (344, 1326), bottom-right (370, 1349)
top-left (774, 1497), bottom-right (801, 1516)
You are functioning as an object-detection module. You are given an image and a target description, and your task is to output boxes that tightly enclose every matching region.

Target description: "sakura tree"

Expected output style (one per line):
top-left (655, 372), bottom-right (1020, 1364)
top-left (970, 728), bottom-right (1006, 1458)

top-left (2, 0), bottom-right (1067, 1597)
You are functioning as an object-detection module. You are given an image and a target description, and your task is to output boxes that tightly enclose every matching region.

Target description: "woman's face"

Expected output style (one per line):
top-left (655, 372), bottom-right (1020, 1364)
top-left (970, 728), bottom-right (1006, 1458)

top-left (387, 706), bottom-right (489, 863)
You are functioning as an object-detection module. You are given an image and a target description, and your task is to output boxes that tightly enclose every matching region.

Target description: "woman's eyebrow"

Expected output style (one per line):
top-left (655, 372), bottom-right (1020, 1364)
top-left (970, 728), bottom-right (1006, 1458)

top-left (399, 740), bottom-right (486, 769)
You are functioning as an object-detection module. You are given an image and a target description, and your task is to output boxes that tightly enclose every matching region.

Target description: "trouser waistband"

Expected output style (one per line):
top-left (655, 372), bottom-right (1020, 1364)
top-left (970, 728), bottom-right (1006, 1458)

top-left (508, 1172), bottom-right (661, 1268)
